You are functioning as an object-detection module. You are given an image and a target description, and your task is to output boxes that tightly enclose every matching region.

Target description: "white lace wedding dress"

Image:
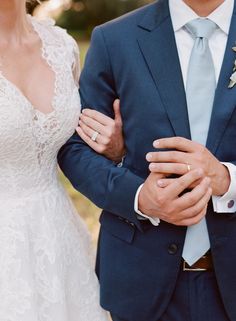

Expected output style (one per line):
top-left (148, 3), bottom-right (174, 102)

top-left (0, 16), bottom-right (109, 321)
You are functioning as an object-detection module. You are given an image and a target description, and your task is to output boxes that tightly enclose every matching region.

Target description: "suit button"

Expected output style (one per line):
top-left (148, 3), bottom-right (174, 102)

top-left (168, 244), bottom-right (178, 255)
top-left (228, 200), bottom-right (235, 209)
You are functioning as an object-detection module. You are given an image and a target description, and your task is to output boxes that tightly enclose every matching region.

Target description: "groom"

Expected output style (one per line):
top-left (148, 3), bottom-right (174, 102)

top-left (58, 0), bottom-right (236, 320)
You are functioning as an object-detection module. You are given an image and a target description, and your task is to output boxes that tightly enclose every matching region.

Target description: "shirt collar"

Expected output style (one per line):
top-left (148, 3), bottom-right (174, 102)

top-left (169, 0), bottom-right (234, 35)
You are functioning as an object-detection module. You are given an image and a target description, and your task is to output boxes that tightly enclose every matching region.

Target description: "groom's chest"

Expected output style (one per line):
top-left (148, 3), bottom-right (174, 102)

top-left (113, 38), bottom-right (236, 174)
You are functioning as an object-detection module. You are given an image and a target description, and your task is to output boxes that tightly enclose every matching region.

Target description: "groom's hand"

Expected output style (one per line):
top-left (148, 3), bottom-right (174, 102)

top-left (147, 137), bottom-right (230, 196)
top-left (138, 169), bottom-right (212, 226)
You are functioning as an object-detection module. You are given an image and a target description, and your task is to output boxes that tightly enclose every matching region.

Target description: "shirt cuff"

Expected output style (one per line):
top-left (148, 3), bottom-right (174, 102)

top-left (212, 162), bottom-right (236, 213)
top-left (134, 184), bottom-right (160, 226)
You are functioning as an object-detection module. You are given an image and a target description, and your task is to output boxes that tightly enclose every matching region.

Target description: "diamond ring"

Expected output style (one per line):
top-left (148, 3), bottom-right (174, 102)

top-left (91, 131), bottom-right (99, 142)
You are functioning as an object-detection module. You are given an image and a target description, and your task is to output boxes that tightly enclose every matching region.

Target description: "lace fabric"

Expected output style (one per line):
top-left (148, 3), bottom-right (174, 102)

top-left (0, 16), bottom-right (109, 321)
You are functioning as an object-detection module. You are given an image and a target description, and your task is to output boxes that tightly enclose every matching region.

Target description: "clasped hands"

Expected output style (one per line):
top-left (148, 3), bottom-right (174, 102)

top-left (76, 98), bottom-right (230, 227)
top-left (139, 137), bottom-right (231, 226)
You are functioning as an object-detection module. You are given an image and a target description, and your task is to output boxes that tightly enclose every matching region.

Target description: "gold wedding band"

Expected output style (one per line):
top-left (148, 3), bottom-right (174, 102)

top-left (91, 131), bottom-right (99, 142)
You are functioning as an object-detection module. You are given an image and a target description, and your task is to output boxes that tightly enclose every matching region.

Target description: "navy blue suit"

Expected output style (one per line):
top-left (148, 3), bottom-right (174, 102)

top-left (58, 1), bottom-right (236, 320)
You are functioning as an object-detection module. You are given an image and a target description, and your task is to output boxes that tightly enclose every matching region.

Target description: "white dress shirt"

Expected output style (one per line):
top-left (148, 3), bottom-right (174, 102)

top-left (135, 0), bottom-right (236, 225)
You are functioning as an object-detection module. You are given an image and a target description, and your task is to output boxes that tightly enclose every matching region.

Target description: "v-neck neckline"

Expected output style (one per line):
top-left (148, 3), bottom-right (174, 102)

top-left (0, 15), bottom-right (57, 117)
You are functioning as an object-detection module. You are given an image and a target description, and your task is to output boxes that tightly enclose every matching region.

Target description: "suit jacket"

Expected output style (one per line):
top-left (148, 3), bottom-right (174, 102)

top-left (58, 1), bottom-right (236, 320)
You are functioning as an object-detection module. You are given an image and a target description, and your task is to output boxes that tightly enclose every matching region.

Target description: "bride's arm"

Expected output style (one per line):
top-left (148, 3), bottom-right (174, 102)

top-left (72, 41), bottom-right (125, 163)
top-left (76, 99), bottom-right (126, 163)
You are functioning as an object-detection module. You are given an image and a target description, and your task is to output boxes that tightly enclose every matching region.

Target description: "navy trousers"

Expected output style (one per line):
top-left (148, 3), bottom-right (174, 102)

top-left (111, 270), bottom-right (230, 321)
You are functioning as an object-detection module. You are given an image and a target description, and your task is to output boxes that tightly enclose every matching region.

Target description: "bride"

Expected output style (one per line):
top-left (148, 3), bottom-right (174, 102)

top-left (0, 0), bottom-right (125, 320)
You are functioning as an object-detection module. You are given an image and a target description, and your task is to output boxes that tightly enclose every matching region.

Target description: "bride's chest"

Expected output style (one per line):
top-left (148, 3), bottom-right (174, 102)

top-left (0, 83), bottom-right (80, 153)
top-left (0, 17), bottom-right (81, 158)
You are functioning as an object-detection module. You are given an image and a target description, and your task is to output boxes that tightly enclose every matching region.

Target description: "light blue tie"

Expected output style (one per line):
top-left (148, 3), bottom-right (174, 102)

top-left (182, 18), bottom-right (218, 266)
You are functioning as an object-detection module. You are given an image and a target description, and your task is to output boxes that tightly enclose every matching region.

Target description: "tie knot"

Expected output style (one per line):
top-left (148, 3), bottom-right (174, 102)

top-left (185, 18), bottom-right (218, 40)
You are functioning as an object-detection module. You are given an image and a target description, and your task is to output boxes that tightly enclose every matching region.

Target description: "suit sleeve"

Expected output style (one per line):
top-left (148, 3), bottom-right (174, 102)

top-left (58, 26), bottom-right (145, 228)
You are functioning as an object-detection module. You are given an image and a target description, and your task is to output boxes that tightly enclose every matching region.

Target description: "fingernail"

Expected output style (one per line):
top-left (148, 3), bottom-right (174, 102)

top-left (153, 140), bottom-right (160, 148)
top-left (149, 163), bottom-right (156, 170)
top-left (146, 153), bottom-right (152, 161)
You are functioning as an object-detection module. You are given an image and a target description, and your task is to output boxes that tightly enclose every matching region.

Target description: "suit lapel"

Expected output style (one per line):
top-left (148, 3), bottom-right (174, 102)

top-left (137, 0), bottom-right (191, 139)
top-left (206, 6), bottom-right (236, 154)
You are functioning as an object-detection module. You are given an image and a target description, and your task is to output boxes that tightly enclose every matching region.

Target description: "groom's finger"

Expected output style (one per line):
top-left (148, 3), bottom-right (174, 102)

top-left (163, 168), bottom-right (204, 199)
top-left (149, 162), bottom-right (189, 175)
top-left (153, 137), bottom-right (198, 152)
top-left (146, 151), bottom-right (187, 164)
top-left (176, 177), bottom-right (211, 211)
top-left (157, 178), bottom-right (201, 189)
top-left (113, 99), bottom-right (123, 127)
top-left (175, 187), bottom-right (212, 226)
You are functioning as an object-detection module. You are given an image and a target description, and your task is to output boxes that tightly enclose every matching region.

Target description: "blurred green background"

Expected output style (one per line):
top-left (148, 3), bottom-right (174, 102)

top-left (29, 0), bottom-right (152, 39)
top-left (29, 0), bottom-right (152, 242)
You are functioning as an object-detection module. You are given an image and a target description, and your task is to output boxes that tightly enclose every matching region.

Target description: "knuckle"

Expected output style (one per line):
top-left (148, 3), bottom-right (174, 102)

top-left (198, 146), bottom-right (206, 159)
top-left (107, 130), bottom-right (113, 139)
top-left (187, 216), bottom-right (200, 226)
top-left (98, 145), bottom-right (106, 154)
top-left (177, 179), bottom-right (186, 189)
top-left (194, 203), bottom-right (203, 214)
top-left (167, 216), bottom-right (176, 224)
top-left (188, 194), bottom-right (198, 205)
top-left (115, 120), bottom-right (122, 129)
top-left (165, 206), bottom-right (173, 216)
top-left (192, 216), bottom-right (201, 225)
top-left (170, 152), bottom-right (178, 162)
top-left (174, 219), bottom-right (184, 226)
top-left (168, 218), bottom-right (175, 224)
top-left (186, 208), bottom-right (195, 218)
top-left (175, 136), bottom-right (182, 145)
top-left (103, 138), bottom-right (110, 146)
top-left (155, 194), bottom-right (166, 207)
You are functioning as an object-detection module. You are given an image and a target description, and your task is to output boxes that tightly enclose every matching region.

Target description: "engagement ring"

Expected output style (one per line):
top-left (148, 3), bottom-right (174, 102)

top-left (91, 131), bottom-right (99, 142)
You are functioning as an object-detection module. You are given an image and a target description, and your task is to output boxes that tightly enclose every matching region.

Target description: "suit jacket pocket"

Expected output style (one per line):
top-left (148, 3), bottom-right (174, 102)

top-left (100, 211), bottom-right (135, 244)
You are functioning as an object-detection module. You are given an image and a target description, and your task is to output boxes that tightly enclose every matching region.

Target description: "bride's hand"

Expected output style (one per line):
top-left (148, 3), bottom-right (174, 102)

top-left (76, 99), bottom-right (126, 163)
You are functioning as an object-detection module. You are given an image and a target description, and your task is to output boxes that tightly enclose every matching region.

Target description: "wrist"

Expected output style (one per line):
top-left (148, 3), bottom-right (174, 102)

top-left (215, 164), bottom-right (230, 196)
top-left (113, 153), bottom-right (126, 167)
top-left (112, 147), bottom-right (126, 163)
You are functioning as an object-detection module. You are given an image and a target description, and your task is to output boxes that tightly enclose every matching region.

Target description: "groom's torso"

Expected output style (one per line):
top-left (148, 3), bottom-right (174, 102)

top-left (96, 1), bottom-right (236, 320)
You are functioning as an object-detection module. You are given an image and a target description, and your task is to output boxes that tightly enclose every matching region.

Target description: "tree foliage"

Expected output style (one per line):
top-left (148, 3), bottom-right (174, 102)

top-left (28, 0), bottom-right (152, 37)
top-left (57, 0), bottom-right (152, 37)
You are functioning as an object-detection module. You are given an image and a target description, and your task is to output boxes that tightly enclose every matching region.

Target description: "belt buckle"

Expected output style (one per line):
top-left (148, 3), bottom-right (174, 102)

top-left (183, 260), bottom-right (207, 272)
